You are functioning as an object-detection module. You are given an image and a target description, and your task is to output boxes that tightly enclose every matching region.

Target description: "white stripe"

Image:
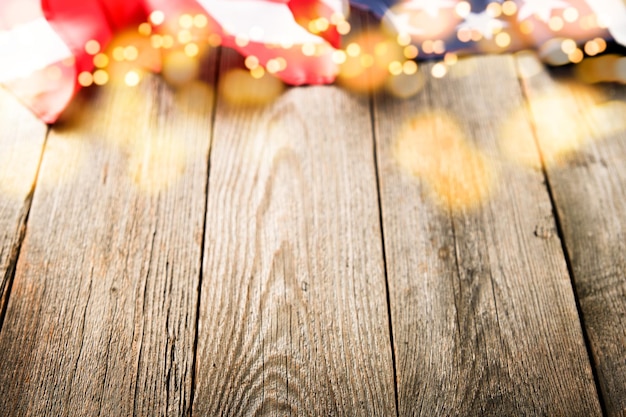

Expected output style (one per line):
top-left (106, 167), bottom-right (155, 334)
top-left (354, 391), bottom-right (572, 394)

top-left (0, 18), bottom-right (73, 83)
top-left (196, 0), bottom-right (325, 44)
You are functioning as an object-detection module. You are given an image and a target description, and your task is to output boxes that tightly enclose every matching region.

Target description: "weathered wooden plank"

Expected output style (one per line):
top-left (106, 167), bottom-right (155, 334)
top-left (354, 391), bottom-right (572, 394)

top-left (518, 52), bottom-right (626, 417)
top-left (0, 62), bottom-right (216, 415)
top-left (374, 55), bottom-right (601, 415)
top-left (0, 88), bottom-right (47, 325)
top-left (193, 50), bottom-right (396, 416)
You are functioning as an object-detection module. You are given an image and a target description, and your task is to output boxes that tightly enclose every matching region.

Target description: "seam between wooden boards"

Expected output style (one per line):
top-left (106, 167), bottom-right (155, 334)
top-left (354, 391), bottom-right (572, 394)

top-left (189, 46), bottom-right (222, 417)
top-left (512, 54), bottom-right (608, 417)
top-left (369, 91), bottom-right (401, 417)
top-left (0, 127), bottom-right (50, 335)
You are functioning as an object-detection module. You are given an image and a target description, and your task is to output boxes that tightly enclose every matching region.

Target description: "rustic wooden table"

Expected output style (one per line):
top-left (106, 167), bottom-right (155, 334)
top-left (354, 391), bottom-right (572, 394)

top-left (0, 49), bottom-right (624, 416)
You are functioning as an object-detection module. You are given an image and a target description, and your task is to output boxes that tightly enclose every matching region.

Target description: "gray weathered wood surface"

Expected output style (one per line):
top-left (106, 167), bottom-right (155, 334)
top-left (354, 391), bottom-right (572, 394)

top-left (192, 50), bottom-right (397, 415)
top-left (374, 55), bottom-right (602, 416)
top-left (518, 53), bottom-right (626, 417)
top-left (0, 63), bottom-right (216, 415)
top-left (0, 51), bottom-right (625, 416)
top-left (0, 88), bottom-right (47, 325)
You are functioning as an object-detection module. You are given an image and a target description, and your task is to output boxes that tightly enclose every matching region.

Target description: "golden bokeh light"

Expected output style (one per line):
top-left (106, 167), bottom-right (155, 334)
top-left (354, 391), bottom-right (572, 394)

top-left (220, 68), bottom-right (284, 106)
top-left (501, 85), bottom-right (626, 167)
top-left (162, 50), bottom-right (200, 86)
top-left (394, 112), bottom-right (496, 210)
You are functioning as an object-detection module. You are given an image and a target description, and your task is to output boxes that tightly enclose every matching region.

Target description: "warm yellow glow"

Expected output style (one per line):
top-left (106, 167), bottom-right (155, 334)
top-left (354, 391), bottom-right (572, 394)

top-left (179, 14), bottom-right (194, 29)
top-left (486, 2), bottom-right (502, 17)
top-left (93, 53), bottom-right (109, 68)
top-left (184, 43), bottom-right (199, 57)
top-left (548, 16), bottom-right (564, 31)
top-left (563, 7), bottom-right (579, 23)
top-left (346, 42), bottom-right (361, 57)
top-left (502, 1), bottom-right (517, 16)
top-left (138, 23), bottom-right (152, 36)
top-left (85, 40), bottom-right (100, 55)
top-left (178, 30), bottom-right (193, 44)
top-left (403, 45), bottom-right (418, 59)
top-left (561, 39), bottom-right (577, 54)
top-left (149, 10), bottom-right (165, 26)
top-left (93, 70), bottom-right (109, 86)
top-left (455, 2), bottom-right (471, 18)
top-left (431, 62), bottom-right (447, 78)
top-left (123, 46), bottom-right (139, 61)
top-left (220, 68), bottom-right (284, 106)
top-left (162, 50), bottom-right (199, 86)
top-left (194, 14), bottom-right (208, 28)
top-left (332, 50), bottom-right (347, 64)
top-left (78, 71), bottom-right (94, 87)
top-left (495, 32), bottom-right (511, 48)
top-left (394, 112), bottom-right (495, 210)
top-left (403, 60), bottom-right (417, 75)
top-left (125, 71), bottom-right (141, 86)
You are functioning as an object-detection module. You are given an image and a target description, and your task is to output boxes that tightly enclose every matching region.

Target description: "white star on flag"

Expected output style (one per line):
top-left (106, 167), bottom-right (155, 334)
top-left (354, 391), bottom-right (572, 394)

top-left (517, 0), bottom-right (570, 22)
top-left (399, 0), bottom-right (457, 17)
top-left (456, 11), bottom-right (508, 40)
top-left (383, 10), bottom-right (425, 36)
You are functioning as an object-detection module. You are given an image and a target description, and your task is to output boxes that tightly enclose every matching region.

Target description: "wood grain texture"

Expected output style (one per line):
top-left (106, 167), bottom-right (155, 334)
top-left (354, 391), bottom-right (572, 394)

top-left (0, 88), bottom-right (47, 324)
top-left (374, 55), bottom-right (601, 416)
top-left (0, 65), bottom-right (216, 415)
top-left (193, 51), bottom-right (396, 416)
top-left (518, 53), bottom-right (626, 417)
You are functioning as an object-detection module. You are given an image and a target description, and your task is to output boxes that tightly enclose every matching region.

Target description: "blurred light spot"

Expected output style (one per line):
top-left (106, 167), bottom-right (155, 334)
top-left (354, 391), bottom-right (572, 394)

top-left (388, 61), bottom-right (403, 75)
top-left (235, 35), bottom-right (249, 47)
top-left (245, 55), bottom-right (260, 69)
top-left (568, 48), bottom-right (583, 64)
top-left (502, 1), bottom-right (517, 16)
top-left (444, 52), bottom-right (458, 65)
top-left (563, 7), bottom-right (579, 23)
top-left (301, 43), bottom-right (316, 56)
top-left (404, 45), bottom-right (418, 59)
top-left (178, 29), bottom-right (193, 44)
top-left (162, 50), bottom-right (199, 86)
top-left (337, 21), bottom-right (351, 35)
top-left (394, 112), bottom-right (495, 210)
top-left (548, 16), bottom-right (564, 31)
top-left (397, 33), bottom-right (411, 46)
top-left (194, 14), bottom-right (208, 28)
top-left (184, 43), bottom-right (199, 57)
top-left (93, 70), bottom-right (109, 85)
top-left (162, 35), bottom-right (175, 48)
top-left (455, 2), bottom-right (471, 18)
top-left (346, 42), bottom-right (361, 57)
top-left (332, 50), bottom-right (347, 64)
top-left (78, 71), bottom-right (93, 87)
top-left (520, 20), bottom-right (534, 34)
top-left (486, 2), bottom-right (502, 17)
top-left (150, 10), bottom-right (165, 26)
top-left (85, 40), bottom-right (100, 55)
top-left (123, 46), bottom-right (139, 61)
top-left (125, 70), bottom-right (141, 86)
top-left (151, 34), bottom-right (164, 48)
top-left (403, 60), bottom-right (417, 74)
top-left (179, 14), bottom-right (194, 29)
top-left (138, 23), bottom-right (152, 36)
top-left (220, 68), bottom-right (284, 105)
top-left (495, 32), bottom-right (511, 48)
top-left (250, 66), bottom-right (265, 79)
top-left (93, 53), bottom-right (109, 68)
top-left (561, 39), bottom-right (577, 54)
top-left (431, 62), bottom-right (447, 78)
